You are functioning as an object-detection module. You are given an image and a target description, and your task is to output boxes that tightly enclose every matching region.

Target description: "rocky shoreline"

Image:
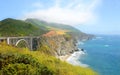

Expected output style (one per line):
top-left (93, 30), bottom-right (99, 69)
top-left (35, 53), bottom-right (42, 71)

top-left (38, 31), bottom-right (93, 63)
top-left (58, 48), bottom-right (85, 61)
top-left (58, 48), bottom-right (88, 67)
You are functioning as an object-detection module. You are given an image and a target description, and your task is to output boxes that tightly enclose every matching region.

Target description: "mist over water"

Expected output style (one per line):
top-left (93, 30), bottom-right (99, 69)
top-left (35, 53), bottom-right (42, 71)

top-left (78, 35), bottom-right (120, 75)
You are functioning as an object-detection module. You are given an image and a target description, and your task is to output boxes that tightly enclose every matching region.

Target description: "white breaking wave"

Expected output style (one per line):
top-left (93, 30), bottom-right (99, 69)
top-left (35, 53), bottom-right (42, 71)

top-left (104, 45), bottom-right (110, 47)
top-left (96, 36), bottom-right (103, 39)
top-left (77, 41), bottom-right (84, 46)
top-left (67, 51), bottom-right (89, 67)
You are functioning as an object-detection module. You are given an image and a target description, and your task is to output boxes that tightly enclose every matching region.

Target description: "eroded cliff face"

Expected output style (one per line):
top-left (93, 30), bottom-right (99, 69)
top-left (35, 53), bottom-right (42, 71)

top-left (38, 31), bottom-right (92, 56)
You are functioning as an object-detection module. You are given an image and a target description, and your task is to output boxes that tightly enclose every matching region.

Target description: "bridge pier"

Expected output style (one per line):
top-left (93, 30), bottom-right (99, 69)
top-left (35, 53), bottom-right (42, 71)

top-left (30, 37), bottom-right (33, 50)
top-left (7, 37), bottom-right (10, 44)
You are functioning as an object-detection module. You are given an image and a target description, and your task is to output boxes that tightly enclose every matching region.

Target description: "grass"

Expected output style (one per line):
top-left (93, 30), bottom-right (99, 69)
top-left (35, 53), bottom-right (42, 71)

top-left (46, 26), bottom-right (69, 35)
top-left (0, 42), bottom-right (98, 75)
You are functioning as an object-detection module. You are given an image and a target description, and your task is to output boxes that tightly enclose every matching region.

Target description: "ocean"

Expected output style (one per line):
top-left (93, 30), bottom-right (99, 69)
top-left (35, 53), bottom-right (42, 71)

top-left (77, 35), bottom-right (120, 75)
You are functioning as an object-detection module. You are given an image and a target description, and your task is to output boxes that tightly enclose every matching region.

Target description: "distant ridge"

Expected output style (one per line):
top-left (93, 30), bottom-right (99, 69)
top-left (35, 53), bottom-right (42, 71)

top-left (0, 18), bottom-right (92, 40)
top-left (25, 18), bottom-right (92, 40)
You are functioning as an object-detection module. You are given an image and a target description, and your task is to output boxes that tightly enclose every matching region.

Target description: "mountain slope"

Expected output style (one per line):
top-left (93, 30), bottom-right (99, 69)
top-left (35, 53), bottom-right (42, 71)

top-left (0, 18), bottom-right (93, 40)
top-left (0, 18), bottom-right (38, 36)
top-left (25, 19), bottom-right (49, 33)
top-left (0, 18), bottom-right (48, 36)
top-left (25, 18), bottom-right (81, 32)
top-left (25, 18), bottom-right (92, 40)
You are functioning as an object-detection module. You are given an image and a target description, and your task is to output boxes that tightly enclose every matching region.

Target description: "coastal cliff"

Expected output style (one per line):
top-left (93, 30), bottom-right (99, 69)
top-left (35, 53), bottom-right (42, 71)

top-left (0, 18), bottom-right (93, 56)
top-left (38, 30), bottom-right (92, 57)
top-left (0, 18), bottom-right (97, 75)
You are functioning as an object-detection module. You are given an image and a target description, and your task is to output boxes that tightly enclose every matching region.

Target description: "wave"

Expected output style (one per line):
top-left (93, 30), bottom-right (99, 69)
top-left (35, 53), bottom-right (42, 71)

top-left (92, 36), bottom-right (104, 41)
top-left (104, 44), bottom-right (110, 47)
top-left (66, 50), bottom-right (89, 67)
top-left (77, 41), bottom-right (84, 45)
top-left (96, 36), bottom-right (103, 39)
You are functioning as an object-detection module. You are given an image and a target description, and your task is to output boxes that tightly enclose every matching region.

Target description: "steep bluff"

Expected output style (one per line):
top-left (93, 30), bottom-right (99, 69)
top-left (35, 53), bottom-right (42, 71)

top-left (38, 31), bottom-right (92, 57)
top-left (0, 18), bottom-right (93, 56)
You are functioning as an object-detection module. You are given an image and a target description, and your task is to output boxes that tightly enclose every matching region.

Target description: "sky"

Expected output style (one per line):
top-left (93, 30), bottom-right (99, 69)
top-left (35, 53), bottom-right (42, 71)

top-left (0, 0), bottom-right (120, 35)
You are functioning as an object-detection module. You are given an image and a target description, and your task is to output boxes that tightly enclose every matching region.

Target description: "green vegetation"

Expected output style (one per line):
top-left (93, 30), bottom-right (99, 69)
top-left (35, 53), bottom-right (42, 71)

top-left (26, 18), bottom-right (93, 40)
top-left (0, 43), bottom-right (97, 75)
top-left (0, 18), bottom-right (96, 75)
top-left (25, 19), bottom-right (49, 35)
top-left (0, 18), bottom-right (47, 36)
top-left (0, 18), bottom-right (91, 39)
top-left (25, 18), bottom-right (83, 33)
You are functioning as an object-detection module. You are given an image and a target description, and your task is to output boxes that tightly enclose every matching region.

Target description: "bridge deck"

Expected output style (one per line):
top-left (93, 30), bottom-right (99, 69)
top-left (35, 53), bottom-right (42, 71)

top-left (0, 36), bottom-right (40, 39)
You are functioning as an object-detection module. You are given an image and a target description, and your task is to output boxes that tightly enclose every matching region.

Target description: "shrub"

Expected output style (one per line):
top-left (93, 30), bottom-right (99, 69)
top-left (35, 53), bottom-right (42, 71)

top-left (0, 48), bottom-right (53, 75)
top-left (0, 63), bottom-right (36, 75)
top-left (0, 43), bottom-right (97, 75)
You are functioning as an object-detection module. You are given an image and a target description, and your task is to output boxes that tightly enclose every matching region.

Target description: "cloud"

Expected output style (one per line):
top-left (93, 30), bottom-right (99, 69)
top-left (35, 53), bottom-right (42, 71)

top-left (23, 0), bottom-right (101, 25)
top-left (32, 2), bottom-right (43, 8)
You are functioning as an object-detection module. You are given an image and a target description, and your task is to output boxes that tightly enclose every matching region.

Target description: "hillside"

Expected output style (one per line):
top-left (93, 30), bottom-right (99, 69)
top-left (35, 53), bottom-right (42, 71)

top-left (0, 18), bottom-right (48, 36)
top-left (26, 18), bottom-right (92, 40)
top-left (0, 43), bottom-right (97, 75)
top-left (25, 18), bottom-right (80, 32)
top-left (26, 18), bottom-right (83, 33)
top-left (0, 18), bottom-right (97, 75)
top-left (25, 19), bottom-right (93, 56)
top-left (0, 18), bottom-right (92, 40)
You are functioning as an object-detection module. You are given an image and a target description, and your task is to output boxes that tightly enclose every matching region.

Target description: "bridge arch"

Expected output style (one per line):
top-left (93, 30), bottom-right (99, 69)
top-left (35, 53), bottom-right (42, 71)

top-left (15, 39), bottom-right (29, 48)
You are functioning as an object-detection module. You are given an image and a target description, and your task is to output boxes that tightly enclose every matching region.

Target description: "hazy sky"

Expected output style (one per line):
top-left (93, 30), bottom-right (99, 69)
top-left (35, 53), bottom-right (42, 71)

top-left (0, 0), bottom-right (120, 35)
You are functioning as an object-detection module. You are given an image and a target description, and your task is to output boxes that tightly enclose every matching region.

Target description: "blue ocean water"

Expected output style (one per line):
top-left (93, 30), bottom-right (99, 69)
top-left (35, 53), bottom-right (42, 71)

top-left (78, 35), bottom-right (120, 75)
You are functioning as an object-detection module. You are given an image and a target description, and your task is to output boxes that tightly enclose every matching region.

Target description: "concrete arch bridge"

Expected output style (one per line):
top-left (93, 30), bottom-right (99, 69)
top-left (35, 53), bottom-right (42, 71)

top-left (0, 36), bottom-right (41, 50)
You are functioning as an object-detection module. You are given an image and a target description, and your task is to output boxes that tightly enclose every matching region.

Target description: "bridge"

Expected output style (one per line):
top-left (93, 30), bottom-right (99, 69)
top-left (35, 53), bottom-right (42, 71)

top-left (0, 36), bottom-right (41, 50)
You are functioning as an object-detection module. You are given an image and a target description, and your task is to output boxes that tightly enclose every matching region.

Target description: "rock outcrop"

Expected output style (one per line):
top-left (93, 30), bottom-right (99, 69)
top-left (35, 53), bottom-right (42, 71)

top-left (38, 31), bottom-right (92, 57)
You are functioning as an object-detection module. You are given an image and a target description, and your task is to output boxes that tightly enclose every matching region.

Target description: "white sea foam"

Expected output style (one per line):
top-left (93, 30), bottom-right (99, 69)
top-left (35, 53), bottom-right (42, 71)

top-left (96, 36), bottom-right (104, 40)
top-left (96, 36), bottom-right (103, 39)
top-left (66, 51), bottom-right (89, 67)
top-left (104, 45), bottom-right (110, 47)
top-left (77, 41), bottom-right (84, 45)
top-left (80, 42), bottom-right (84, 45)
